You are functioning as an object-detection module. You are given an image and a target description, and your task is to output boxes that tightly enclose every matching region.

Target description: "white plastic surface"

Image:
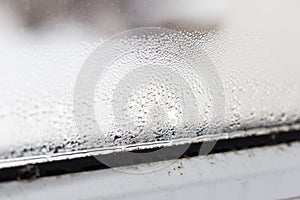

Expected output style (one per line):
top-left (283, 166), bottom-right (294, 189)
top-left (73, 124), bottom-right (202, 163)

top-left (1, 142), bottom-right (300, 200)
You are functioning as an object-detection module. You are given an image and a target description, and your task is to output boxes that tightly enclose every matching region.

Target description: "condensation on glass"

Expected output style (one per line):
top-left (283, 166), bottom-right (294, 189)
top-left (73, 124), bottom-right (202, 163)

top-left (0, 0), bottom-right (300, 161)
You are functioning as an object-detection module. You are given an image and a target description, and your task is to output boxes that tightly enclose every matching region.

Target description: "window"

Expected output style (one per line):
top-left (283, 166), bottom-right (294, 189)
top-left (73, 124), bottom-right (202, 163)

top-left (0, 0), bottom-right (299, 173)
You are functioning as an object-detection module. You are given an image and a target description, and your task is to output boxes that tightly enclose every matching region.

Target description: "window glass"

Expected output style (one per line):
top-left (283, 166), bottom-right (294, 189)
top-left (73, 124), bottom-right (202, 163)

top-left (0, 0), bottom-right (299, 160)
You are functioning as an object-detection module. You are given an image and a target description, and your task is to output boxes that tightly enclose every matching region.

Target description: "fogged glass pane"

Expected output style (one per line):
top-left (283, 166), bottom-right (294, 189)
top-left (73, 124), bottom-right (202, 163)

top-left (0, 0), bottom-right (300, 160)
